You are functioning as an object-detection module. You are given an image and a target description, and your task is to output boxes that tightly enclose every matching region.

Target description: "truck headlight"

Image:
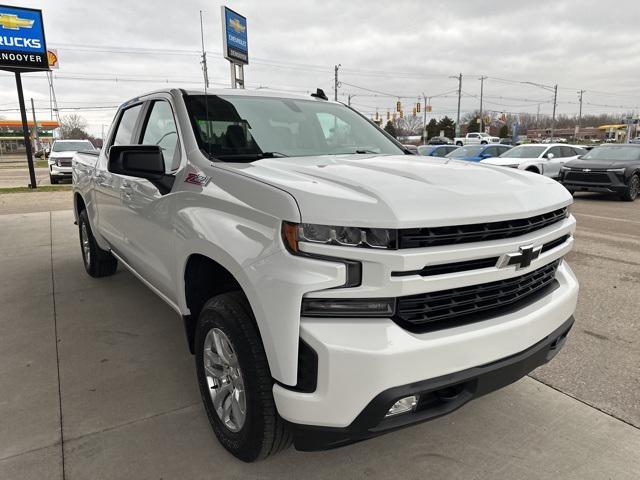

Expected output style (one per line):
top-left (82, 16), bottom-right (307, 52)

top-left (606, 168), bottom-right (626, 174)
top-left (560, 166), bottom-right (571, 171)
top-left (282, 222), bottom-right (397, 252)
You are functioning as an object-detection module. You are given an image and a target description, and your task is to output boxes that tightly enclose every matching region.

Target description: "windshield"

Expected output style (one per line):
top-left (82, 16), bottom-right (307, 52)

top-left (447, 145), bottom-right (483, 158)
top-left (499, 145), bottom-right (546, 158)
top-left (582, 146), bottom-right (640, 161)
top-left (52, 141), bottom-right (94, 152)
top-left (184, 95), bottom-right (404, 161)
top-left (417, 146), bottom-right (435, 155)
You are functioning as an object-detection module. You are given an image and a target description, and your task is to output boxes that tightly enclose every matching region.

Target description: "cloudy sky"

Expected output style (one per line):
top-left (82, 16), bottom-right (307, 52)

top-left (2, 0), bottom-right (640, 136)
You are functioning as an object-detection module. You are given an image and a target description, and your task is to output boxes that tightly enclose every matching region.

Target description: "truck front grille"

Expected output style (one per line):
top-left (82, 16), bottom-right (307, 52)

top-left (397, 208), bottom-right (567, 248)
top-left (394, 260), bottom-right (560, 330)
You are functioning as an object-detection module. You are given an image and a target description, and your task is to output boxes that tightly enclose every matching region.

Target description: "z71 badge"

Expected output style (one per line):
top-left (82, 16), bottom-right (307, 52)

top-left (185, 173), bottom-right (211, 186)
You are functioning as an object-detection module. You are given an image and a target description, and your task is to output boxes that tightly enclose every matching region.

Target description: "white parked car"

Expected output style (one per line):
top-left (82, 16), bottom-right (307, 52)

top-left (48, 139), bottom-right (96, 184)
top-left (72, 88), bottom-right (578, 461)
top-left (454, 132), bottom-right (500, 146)
top-left (480, 144), bottom-right (586, 178)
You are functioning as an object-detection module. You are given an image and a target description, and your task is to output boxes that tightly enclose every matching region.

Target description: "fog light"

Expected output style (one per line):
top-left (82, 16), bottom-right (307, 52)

top-left (385, 395), bottom-right (418, 417)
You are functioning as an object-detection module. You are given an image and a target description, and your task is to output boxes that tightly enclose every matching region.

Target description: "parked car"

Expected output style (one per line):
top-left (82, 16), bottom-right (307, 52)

top-left (403, 144), bottom-right (419, 154)
top-left (48, 139), bottom-right (96, 184)
top-left (417, 144), bottom-right (458, 157)
top-left (446, 144), bottom-right (511, 162)
top-left (480, 144), bottom-right (584, 179)
top-left (453, 132), bottom-right (500, 146)
top-left (72, 88), bottom-right (577, 461)
top-left (427, 136), bottom-right (452, 145)
top-left (499, 138), bottom-right (513, 145)
top-left (559, 144), bottom-right (640, 201)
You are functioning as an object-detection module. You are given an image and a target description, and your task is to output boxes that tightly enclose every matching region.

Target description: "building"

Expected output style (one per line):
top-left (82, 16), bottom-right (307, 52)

top-left (0, 120), bottom-right (60, 155)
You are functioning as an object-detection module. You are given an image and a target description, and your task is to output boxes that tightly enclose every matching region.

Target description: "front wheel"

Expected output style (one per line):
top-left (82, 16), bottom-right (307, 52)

top-left (621, 175), bottom-right (639, 201)
top-left (78, 210), bottom-right (118, 277)
top-left (456, 141), bottom-right (463, 146)
top-left (481, 141), bottom-right (488, 145)
top-left (195, 292), bottom-right (291, 462)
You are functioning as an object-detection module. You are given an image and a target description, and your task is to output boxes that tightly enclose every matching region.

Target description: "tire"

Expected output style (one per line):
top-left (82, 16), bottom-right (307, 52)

top-left (50, 175), bottom-right (58, 185)
top-left (481, 141), bottom-right (488, 145)
top-left (456, 141), bottom-right (463, 146)
top-left (78, 209), bottom-right (118, 277)
top-left (526, 167), bottom-right (540, 174)
top-left (621, 175), bottom-right (639, 201)
top-left (195, 292), bottom-right (292, 462)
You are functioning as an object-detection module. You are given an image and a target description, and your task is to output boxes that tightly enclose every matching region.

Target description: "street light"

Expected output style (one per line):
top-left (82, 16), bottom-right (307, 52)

top-left (521, 81), bottom-right (558, 140)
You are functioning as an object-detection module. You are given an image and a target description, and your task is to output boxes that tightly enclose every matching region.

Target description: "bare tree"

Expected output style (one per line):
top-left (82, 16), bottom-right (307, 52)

top-left (60, 114), bottom-right (90, 139)
top-left (394, 115), bottom-right (424, 136)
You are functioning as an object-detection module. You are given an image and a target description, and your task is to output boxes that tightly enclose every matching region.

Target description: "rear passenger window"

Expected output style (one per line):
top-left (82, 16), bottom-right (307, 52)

top-left (561, 146), bottom-right (576, 157)
top-left (112, 104), bottom-right (143, 146)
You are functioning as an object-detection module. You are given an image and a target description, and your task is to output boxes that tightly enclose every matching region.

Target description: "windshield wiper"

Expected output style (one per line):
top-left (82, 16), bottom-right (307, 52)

top-left (210, 152), bottom-right (289, 161)
top-left (354, 149), bottom-right (379, 154)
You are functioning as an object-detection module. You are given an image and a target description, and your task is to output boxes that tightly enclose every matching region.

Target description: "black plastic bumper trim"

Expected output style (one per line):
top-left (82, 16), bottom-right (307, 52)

top-left (286, 315), bottom-right (574, 452)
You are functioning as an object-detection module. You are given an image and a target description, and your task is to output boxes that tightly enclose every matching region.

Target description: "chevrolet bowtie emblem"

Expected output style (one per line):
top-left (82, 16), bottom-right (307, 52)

top-left (583, 168), bottom-right (591, 172)
top-left (0, 13), bottom-right (34, 30)
top-left (497, 244), bottom-right (542, 270)
top-left (229, 18), bottom-right (246, 33)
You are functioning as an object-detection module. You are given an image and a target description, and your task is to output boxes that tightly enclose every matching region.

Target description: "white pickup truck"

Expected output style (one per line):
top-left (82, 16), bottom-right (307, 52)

top-left (454, 132), bottom-right (500, 146)
top-left (72, 88), bottom-right (578, 461)
top-left (48, 139), bottom-right (96, 184)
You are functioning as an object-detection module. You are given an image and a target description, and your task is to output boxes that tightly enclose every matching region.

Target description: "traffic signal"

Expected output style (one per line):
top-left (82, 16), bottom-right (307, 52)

top-left (416, 102), bottom-right (421, 113)
top-left (396, 101), bottom-right (402, 112)
top-left (375, 111), bottom-right (379, 121)
top-left (412, 107), bottom-right (416, 117)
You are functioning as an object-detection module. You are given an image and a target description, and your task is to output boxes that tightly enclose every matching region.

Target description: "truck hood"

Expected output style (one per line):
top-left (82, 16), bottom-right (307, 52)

top-left (565, 158), bottom-right (636, 169)
top-left (216, 154), bottom-right (571, 228)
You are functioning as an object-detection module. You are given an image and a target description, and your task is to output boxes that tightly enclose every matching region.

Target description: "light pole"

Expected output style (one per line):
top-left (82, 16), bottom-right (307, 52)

top-left (479, 76), bottom-right (487, 133)
top-left (522, 81), bottom-right (557, 140)
top-left (450, 74), bottom-right (463, 137)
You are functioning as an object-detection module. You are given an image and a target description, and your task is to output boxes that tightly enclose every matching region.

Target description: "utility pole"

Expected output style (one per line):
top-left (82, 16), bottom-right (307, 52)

top-left (334, 64), bottom-right (341, 101)
top-left (577, 90), bottom-right (585, 129)
top-left (479, 76), bottom-right (487, 133)
top-left (347, 93), bottom-right (355, 107)
top-left (199, 11), bottom-right (210, 89)
top-left (30, 98), bottom-right (39, 153)
top-left (451, 73), bottom-right (463, 137)
top-left (422, 92), bottom-right (427, 143)
top-left (550, 84), bottom-right (558, 140)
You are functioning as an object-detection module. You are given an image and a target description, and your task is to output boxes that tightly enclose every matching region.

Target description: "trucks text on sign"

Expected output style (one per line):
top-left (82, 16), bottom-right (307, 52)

top-left (0, 4), bottom-right (48, 71)
top-left (221, 6), bottom-right (248, 65)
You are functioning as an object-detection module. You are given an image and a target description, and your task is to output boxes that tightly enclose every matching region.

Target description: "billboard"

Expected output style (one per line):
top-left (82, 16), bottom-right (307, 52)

top-left (221, 6), bottom-right (248, 65)
top-left (0, 4), bottom-right (48, 71)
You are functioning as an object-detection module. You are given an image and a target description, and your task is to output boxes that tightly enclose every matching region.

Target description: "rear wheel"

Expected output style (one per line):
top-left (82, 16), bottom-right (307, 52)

top-left (621, 174), bottom-right (639, 201)
top-left (78, 209), bottom-right (118, 277)
top-left (456, 141), bottom-right (463, 146)
top-left (526, 167), bottom-right (540, 174)
top-left (195, 292), bottom-right (292, 462)
top-left (481, 141), bottom-right (488, 145)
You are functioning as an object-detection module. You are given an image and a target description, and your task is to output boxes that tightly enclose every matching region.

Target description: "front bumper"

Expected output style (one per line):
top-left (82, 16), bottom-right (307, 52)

top-left (50, 164), bottom-right (72, 177)
top-left (273, 260), bottom-right (578, 435)
top-left (287, 315), bottom-right (574, 451)
top-left (560, 170), bottom-right (627, 194)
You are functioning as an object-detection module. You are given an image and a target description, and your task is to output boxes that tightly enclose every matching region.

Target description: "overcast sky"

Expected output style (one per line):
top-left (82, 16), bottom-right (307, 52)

top-left (2, 0), bottom-right (640, 136)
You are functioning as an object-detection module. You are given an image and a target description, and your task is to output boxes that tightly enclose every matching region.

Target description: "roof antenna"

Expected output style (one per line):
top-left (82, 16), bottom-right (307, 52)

top-left (200, 10), bottom-right (212, 159)
top-left (311, 88), bottom-right (328, 101)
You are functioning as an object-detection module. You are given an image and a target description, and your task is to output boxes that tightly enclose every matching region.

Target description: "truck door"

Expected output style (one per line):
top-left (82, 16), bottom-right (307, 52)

top-left (543, 146), bottom-right (565, 178)
top-left (94, 103), bottom-right (144, 252)
top-left (117, 99), bottom-right (181, 300)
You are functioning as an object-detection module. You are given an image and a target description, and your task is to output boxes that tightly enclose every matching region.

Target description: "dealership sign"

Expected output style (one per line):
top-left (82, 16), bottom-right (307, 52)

top-left (221, 6), bottom-right (248, 65)
top-left (0, 4), bottom-right (48, 71)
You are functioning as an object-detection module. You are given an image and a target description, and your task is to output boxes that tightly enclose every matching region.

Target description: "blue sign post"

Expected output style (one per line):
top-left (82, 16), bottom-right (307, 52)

top-left (221, 6), bottom-right (248, 65)
top-left (0, 4), bottom-right (49, 188)
top-left (0, 4), bottom-right (48, 71)
top-left (221, 6), bottom-right (247, 88)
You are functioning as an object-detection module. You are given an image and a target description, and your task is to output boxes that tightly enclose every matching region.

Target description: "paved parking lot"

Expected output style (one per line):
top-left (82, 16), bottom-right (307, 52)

top-left (1, 194), bottom-right (639, 479)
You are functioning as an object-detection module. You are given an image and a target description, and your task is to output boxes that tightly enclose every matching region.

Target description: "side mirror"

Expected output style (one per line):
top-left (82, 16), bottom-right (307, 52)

top-left (545, 153), bottom-right (554, 160)
top-left (108, 145), bottom-right (174, 194)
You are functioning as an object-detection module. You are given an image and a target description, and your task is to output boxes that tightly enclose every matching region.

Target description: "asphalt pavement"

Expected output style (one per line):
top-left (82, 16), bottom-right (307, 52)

top-left (0, 194), bottom-right (639, 479)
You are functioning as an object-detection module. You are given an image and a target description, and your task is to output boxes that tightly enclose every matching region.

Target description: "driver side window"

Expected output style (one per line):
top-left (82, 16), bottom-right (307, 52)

top-left (141, 101), bottom-right (180, 171)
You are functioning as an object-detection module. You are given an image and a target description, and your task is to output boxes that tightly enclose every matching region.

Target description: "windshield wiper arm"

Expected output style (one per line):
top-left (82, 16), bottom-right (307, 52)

top-left (354, 149), bottom-right (379, 154)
